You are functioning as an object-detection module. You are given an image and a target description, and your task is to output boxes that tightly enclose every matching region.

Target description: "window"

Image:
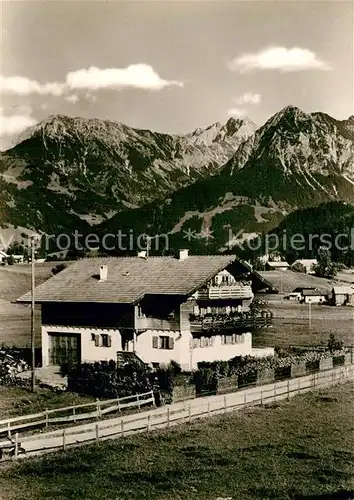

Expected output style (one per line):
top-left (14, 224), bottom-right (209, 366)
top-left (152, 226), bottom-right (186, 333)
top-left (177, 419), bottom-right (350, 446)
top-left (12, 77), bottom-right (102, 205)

top-left (191, 336), bottom-right (214, 348)
top-left (221, 334), bottom-right (243, 345)
top-left (152, 335), bottom-right (174, 350)
top-left (137, 305), bottom-right (145, 318)
top-left (92, 333), bottom-right (112, 347)
top-left (101, 334), bottom-right (111, 347)
top-left (160, 336), bottom-right (170, 349)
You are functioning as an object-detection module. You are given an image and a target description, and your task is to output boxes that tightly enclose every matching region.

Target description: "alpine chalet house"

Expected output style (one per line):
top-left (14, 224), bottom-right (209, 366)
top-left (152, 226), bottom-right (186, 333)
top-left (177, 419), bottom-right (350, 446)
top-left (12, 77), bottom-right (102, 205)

top-left (17, 251), bottom-right (274, 371)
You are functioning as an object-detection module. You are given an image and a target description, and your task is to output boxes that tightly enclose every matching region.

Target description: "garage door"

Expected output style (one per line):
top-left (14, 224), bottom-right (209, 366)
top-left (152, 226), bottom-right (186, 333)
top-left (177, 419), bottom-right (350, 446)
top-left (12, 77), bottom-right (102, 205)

top-left (48, 332), bottom-right (81, 366)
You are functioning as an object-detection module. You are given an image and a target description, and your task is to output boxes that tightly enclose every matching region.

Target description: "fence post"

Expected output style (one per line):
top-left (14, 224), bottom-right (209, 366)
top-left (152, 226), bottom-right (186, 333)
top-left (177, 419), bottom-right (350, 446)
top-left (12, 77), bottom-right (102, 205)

top-left (7, 422), bottom-right (11, 439)
top-left (167, 407), bottom-right (170, 428)
top-left (62, 429), bottom-right (66, 450)
top-left (188, 403), bottom-right (191, 423)
top-left (14, 432), bottom-right (19, 459)
top-left (151, 390), bottom-right (156, 408)
top-left (96, 399), bottom-right (101, 419)
top-left (147, 414), bottom-right (151, 432)
top-left (73, 405), bottom-right (76, 423)
top-left (117, 398), bottom-right (121, 413)
top-left (121, 419), bottom-right (124, 438)
top-left (260, 389), bottom-right (263, 405)
top-left (137, 394), bottom-right (141, 411)
top-left (273, 385), bottom-right (276, 402)
top-left (298, 378), bottom-right (301, 395)
top-left (224, 395), bottom-right (227, 413)
top-left (45, 408), bottom-right (49, 428)
top-left (95, 423), bottom-right (99, 443)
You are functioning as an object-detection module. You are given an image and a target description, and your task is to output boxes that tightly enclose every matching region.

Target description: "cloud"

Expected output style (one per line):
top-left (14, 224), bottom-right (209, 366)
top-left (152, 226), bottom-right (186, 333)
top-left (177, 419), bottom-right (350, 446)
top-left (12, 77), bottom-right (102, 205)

top-left (0, 76), bottom-right (64, 96)
top-left (228, 47), bottom-right (331, 73)
top-left (0, 64), bottom-right (183, 102)
top-left (0, 109), bottom-right (37, 137)
top-left (65, 94), bottom-right (79, 104)
top-left (233, 92), bottom-right (261, 105)
top-left (66, 64), bottom-right (184, 91)
top-left (227, 107), bottom-right (247, 118)
top-left (85, 93), bottom-right (97, 103)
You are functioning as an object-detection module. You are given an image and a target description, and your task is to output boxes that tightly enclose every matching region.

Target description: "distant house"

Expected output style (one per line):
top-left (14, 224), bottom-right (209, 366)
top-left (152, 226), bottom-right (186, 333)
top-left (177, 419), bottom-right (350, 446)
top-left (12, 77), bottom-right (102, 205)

top-left (332, 286), bottom-right (354, 306)
top-left (292, 259), bottom-right (317, 274)
top-left (284, 292), bottom-right (301, 301)
top-left (301, 289), bottom-right (327, 304)
top-left (266, 261), bottom-right (290, 271)
top-left (17, 251), bottom-right (275, 371)
top-left (12, 255), bottom-right (25, 264)
top-left (0, 250), bottom-right (9, 263)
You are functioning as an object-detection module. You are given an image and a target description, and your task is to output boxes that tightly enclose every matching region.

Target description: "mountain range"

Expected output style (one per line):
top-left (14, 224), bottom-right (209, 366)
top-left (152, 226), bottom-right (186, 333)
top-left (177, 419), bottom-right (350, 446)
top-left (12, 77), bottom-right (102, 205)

top-left (0, 114), bottom-right (256, 234)
top-left (0, 106), bottom-right (353, 254)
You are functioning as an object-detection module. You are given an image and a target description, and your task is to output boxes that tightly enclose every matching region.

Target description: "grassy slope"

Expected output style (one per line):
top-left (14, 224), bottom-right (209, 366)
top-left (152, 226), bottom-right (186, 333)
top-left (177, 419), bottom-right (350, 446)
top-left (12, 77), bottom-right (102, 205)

top-left (258, 270), bottom-right (338, 294)
top-left (1, 382), bottom-right (353, 500)
top-left (0, 263), bottom-right (72, 348)
top-left (0, 386), bottom-right (95, 420)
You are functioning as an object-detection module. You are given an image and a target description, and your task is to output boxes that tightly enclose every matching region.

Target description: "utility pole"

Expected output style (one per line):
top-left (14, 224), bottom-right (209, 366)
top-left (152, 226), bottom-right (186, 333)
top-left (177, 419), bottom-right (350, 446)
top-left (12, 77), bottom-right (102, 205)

top-left (280, 270), bottom-right (283, 303)
top-left (308, 301), bottom-right (312, 329)
top-left (145, 235), bottom-right (151, 258)
top-left (30, 238), bottom-right (36, 392)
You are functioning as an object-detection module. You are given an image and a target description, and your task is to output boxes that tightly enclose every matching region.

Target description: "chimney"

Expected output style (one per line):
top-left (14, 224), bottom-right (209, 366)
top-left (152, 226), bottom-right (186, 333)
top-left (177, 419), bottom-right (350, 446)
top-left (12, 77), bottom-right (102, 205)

top-left (179, 249), bottom-right (189, 261)
top-left (138, 251), bottom-right (147, 258)
top-left (99, 265), bottom-right (108, 281)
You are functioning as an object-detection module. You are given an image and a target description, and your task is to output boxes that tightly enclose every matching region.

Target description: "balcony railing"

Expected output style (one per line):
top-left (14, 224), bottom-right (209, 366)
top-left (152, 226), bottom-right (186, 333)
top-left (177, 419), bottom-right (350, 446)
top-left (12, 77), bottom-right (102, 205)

top-left (190, 311), bottom-right (273, 332)
top-left (196, 284), bottom-right (253, 301)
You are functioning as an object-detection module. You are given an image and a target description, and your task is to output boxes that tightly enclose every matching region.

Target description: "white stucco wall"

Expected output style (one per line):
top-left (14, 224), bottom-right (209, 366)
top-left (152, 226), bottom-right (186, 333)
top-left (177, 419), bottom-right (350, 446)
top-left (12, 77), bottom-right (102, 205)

top-left (189, 333), bottom-right (253, 369)
top-left (134, 329), bottom-right (257, 371)
top-left (304, 296), bottom-right (325, 304)
top-left (42, 325), bottom-right (122, 367)
top-left (135, 329), bottom-right (188, 368)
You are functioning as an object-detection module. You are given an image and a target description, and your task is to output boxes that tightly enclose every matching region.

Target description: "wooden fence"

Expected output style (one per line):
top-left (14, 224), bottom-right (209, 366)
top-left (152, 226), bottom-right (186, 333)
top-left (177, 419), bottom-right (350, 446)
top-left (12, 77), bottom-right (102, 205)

top-left (0, 391), bottom-right (155, 438)
top-left (1, 364), bottom-right (353, 461)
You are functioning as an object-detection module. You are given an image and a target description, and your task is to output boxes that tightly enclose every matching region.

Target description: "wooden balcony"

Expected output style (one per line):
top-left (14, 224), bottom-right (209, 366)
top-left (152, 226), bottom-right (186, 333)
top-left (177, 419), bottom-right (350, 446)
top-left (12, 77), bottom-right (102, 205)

top-left (196, 284), bottom-right (253, 301)
top-left (136, 316), bottom-right (180, 331)
top-left (190, 312), bottom-right (273, 333)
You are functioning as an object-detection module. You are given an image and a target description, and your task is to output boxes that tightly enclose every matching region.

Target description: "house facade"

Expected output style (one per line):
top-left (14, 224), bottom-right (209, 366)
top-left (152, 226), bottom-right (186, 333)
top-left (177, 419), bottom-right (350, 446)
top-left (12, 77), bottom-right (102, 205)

top-left (301, 289), bottom-right (327, 304)
top-left (332, 286), bottom-right (354, 306)
top-left (17, 252), bottom-right (275, 371)
top-left (292, 259), bottom-right (317, 274)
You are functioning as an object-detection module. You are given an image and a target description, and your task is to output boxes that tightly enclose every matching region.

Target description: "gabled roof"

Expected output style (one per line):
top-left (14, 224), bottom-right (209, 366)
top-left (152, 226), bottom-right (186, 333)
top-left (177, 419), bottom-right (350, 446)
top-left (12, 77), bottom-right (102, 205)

top-left (293, 259), bottom-right (317, 266)
top-left (332, 285), bottom-right (354, 295)
top-left (302, 289), bottom-right (327, 297)
top-left (292, 287), bottom-right (317, 293)
top-left (17, 255), bottom-right (268, 304)
top-left (267, 261), bottom-right (290, 268)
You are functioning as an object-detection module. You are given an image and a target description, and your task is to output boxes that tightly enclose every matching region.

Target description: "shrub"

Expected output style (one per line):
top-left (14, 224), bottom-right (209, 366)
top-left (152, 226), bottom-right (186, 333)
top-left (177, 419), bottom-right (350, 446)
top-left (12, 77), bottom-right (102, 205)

top-left (52, 263), bottom-right (67, 275)
top-left (66, 360), bottom-right (154, 399)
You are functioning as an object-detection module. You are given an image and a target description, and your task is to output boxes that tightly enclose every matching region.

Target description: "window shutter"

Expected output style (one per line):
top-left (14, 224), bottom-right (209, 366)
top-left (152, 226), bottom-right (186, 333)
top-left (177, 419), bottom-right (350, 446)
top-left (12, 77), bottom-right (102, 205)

top-left (152, 336), bottom-right (159, 348)
top-left (107, 335), bottom-right (112, 347)
top-left (168, 337), bottom-right (174, 349)
top-left (94, 334), bottom-right (100, 347)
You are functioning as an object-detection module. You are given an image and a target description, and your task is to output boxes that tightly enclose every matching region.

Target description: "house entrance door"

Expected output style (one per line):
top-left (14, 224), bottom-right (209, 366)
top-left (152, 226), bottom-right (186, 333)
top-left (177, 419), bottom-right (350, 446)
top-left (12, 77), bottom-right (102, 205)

top-left (48, 332), bottom-right (81, 366)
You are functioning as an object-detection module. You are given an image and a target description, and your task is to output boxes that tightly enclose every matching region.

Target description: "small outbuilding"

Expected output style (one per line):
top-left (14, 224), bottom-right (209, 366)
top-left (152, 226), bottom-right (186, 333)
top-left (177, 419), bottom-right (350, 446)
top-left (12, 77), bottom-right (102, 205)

top-left (332, 286), bottom-right (354, 306)
top-left (266, 261), bottom-right (290, 271)
top-left (301, 289), bottom-right (327, 304)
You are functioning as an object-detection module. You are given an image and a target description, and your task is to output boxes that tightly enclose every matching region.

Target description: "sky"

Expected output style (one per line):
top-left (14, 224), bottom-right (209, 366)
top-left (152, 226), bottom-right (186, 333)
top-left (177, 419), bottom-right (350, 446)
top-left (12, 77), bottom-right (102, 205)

top-left (0, 0), bottom-right (353, 150)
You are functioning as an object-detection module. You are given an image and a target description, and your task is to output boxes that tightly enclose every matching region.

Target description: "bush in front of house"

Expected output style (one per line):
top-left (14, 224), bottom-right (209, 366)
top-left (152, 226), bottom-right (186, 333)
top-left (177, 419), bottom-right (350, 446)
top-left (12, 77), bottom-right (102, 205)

top-left (66, 360), bottom-right (155, 399)
top-left (194, 337), bottom-right (349, 393)
top-left (0, 346), bottom-right (30, 388)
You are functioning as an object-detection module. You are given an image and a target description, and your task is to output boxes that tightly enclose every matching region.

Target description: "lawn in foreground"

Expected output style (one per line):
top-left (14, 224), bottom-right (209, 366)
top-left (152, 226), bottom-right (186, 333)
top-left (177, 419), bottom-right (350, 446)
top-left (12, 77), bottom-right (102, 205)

top-left (1, 382), bottom-right (353, 500)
